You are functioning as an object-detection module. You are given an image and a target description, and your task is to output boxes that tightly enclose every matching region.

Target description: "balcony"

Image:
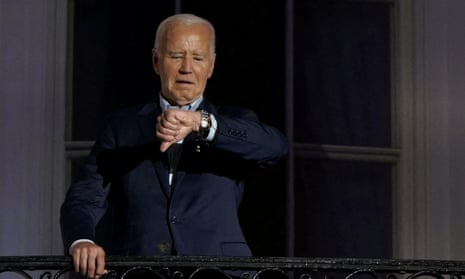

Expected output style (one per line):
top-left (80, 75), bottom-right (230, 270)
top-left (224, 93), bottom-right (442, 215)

top-left (2, 256), bottom-right (465, 279)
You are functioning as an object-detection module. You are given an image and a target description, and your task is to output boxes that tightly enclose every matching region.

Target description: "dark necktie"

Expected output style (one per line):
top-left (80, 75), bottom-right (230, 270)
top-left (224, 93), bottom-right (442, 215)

top-left (166, 143), bottom-right (183, 185)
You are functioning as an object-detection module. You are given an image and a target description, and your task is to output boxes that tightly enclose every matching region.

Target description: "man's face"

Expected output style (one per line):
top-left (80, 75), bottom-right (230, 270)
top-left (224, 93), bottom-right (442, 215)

top-left (152, 23), bottom-right (216, 106)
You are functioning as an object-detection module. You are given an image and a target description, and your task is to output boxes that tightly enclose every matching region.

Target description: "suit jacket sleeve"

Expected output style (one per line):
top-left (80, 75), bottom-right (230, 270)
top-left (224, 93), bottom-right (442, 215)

top-left (211, 106), bottom-right (289, 167)
top-left (59, 116), bottom-right (117, 253)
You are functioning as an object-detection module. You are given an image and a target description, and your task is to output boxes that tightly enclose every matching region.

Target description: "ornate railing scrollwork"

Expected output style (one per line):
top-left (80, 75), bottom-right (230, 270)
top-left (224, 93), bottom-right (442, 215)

top-left (2, 256), bottom-right (465, 279)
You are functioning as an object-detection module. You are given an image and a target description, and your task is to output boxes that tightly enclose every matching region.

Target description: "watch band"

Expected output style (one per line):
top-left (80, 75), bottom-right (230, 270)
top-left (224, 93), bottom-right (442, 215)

top-left (199, 110), bottom-right (211, 139)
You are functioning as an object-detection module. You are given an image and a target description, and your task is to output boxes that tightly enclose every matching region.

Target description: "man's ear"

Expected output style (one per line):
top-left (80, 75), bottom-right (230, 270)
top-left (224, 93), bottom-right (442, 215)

top-left (208, 53), bottom-right (216, 78)
top-left (152, 48), bottom-right (160, 74)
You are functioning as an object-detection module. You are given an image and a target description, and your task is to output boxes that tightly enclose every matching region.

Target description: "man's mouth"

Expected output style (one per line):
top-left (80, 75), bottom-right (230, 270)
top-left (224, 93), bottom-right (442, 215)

top-left (176, 80), bottom-right (194, 84)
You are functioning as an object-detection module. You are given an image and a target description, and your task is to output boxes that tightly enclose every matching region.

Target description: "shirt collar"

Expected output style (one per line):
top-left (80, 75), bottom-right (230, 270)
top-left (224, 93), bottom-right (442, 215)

top-left (159, 93), bottom-right (203, 112)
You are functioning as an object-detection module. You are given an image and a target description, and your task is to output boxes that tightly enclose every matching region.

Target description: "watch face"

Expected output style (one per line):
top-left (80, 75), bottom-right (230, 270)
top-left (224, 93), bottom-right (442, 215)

top-left (200, 119), bottom-right (209, 128)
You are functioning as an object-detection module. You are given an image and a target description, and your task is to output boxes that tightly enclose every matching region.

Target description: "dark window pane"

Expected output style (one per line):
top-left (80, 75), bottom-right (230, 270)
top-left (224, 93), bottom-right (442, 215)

top-left (180, 0), bottom-right (286, 128)
top-left (71, 1), bottom-right (174, 141)
top-left (294, 1), bottom-right (392, 147)
top-left (294, 158), bottom-right (392, 258)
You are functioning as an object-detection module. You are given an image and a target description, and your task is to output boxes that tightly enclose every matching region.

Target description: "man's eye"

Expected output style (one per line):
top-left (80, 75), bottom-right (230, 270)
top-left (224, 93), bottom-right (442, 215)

top-left (194, 57), bottom-right (204, 61)
top-left (169, 54), bottom-right (183, 59)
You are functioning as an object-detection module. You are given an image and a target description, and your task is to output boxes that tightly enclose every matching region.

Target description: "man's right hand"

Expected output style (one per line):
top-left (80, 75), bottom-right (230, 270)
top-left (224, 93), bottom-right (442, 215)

top-left (70, 242), bottom-right (107, 279)
top-left (156, 109), bottom-right (202, 152)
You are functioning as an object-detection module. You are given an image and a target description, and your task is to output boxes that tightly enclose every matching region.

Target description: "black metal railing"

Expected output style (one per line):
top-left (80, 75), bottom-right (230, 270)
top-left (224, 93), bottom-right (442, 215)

top-left (2, 256), bottom-right (465, 279)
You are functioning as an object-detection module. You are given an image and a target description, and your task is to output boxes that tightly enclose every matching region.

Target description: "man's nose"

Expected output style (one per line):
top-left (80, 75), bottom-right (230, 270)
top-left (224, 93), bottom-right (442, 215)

top-left (180, 58), bottom-right (192, 73)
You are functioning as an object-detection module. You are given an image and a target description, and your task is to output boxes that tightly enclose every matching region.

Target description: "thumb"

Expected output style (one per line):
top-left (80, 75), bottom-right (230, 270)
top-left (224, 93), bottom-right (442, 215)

top-left (160, 141), bottom-right (172, 152)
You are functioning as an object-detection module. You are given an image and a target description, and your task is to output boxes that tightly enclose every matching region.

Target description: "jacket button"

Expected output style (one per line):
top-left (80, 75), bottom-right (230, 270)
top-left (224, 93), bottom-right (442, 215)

top-left (158, 241), bottom-right (171, 253)
top-left (171, 215), bottom-right (177, 224)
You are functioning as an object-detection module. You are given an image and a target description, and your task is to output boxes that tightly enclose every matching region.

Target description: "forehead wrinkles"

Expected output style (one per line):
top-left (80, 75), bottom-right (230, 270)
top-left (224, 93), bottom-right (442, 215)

top-left (170, 35), bottom-right (203, 51)
top-left (163, 24), bottom-right (212, 54)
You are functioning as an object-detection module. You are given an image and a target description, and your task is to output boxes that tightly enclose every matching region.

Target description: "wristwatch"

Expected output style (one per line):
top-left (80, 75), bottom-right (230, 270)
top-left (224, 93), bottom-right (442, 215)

top-left (198, 110), bottom-right (211, 139)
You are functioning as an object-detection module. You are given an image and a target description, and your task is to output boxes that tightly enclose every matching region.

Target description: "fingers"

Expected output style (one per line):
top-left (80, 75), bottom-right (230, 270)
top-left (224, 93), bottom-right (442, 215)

top-left (160, 141), bottom-right (173, 153)
top-left (156, 110), bottom-right (197, 151)
top-left (160, 109), bottom-right (195, 130)
top-left (156, 122), bottom-right (180, 139)
top-left (157, 111), bottom-right (181, 140)
top-left (156, 121), bottom-right (180, 147)
top-left (95, 250), bottom-right (108, 278)
top-left (161, 109), bottom-right (182, 126)
top-left (71, 242), bottom-right (107, 279)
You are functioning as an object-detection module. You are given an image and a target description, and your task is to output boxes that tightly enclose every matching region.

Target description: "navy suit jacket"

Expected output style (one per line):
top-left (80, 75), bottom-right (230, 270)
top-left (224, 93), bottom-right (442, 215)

top-left (60, 97), bottom-right (288, 256)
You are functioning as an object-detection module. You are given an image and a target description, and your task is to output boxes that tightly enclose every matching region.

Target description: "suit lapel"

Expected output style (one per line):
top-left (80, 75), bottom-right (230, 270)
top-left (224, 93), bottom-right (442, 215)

top-left (153, 161), bottom-right (171, 198)
top-left (136, 101), bottom-right (172, 198)
top-left (170, 171), bottom-right (186, 192)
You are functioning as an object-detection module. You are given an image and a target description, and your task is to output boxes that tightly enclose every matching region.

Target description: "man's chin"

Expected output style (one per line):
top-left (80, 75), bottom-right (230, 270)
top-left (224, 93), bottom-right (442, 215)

top-left (168, 91), bottom-right (202, 105)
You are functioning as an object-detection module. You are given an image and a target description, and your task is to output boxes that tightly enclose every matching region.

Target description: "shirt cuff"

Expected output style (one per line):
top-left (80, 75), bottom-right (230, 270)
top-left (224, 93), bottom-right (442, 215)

top-left (205, 113), bottom-right (217, 141)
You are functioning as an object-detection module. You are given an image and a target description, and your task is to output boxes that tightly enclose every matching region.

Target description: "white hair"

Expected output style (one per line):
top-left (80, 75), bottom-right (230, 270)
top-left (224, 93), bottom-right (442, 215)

top-left (154, 13), bottom-right (216, 54)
